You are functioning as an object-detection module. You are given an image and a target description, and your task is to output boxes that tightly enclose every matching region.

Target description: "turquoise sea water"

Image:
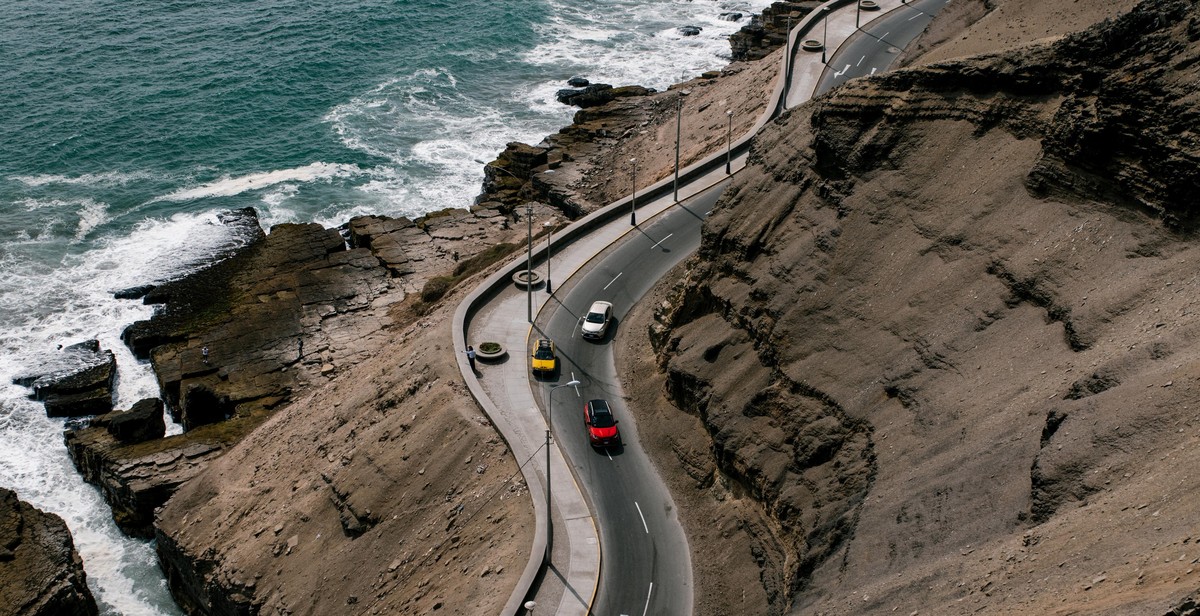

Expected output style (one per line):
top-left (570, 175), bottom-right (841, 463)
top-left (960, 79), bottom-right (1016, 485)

top-left (0, 0), bottom-right (770, 612)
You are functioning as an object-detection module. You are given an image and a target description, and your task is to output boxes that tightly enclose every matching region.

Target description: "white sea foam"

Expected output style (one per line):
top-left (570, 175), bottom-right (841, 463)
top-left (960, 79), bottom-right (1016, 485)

top-left (11, 170), bottom-right (160, 188)
top-left (74, 198), bottom-right (110, 241)
top-left (0, 210), bottom-right (255, 615)
top-left (525, 0), bottom-right (772, 90)
top-left (153, 162), bottom-right (365, 203)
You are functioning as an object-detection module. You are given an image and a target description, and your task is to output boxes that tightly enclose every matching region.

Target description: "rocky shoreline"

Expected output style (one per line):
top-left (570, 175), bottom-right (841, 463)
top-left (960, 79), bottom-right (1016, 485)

top-left (6, 2), bottom-right (839, 612)
top-left (0, 488), bottom-right (97, 616)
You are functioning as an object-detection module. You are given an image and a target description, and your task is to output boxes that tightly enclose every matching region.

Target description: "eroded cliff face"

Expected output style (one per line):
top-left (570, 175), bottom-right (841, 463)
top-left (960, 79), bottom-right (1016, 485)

top-left (0, 488), bottom-right (97, 616)
top-left (646, 0), bottom-right (1200, 612)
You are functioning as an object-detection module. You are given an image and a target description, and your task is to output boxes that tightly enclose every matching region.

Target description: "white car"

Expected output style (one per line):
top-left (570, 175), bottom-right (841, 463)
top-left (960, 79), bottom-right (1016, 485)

top-left (581, 300), bottom-right (613, 340)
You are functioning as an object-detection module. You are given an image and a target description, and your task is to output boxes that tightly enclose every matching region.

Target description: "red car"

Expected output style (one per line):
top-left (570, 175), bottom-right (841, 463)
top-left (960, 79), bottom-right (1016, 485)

top-left (584, 399), bottom-right (620, 448)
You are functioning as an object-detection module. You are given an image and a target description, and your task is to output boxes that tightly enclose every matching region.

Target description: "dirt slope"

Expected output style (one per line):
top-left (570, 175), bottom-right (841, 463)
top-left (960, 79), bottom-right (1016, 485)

top-left (618, 0), bottom-right (1200, 614)
top-left (154, 289), bottom-right (533, 615)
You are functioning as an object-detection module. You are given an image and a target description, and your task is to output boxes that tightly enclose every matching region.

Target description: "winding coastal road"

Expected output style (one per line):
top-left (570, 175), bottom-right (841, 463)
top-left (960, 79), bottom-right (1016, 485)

top-left (534, 188), bottom-right (723, 615)
top-left (458, 1), bottom-right (954, 614)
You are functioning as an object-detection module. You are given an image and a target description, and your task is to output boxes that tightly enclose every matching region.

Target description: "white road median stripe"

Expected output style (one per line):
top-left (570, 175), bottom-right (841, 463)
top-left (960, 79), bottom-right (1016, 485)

top-left (604, 272), bottom-right (623, 290)
top-left (634, 501), bottom-right (649, 534)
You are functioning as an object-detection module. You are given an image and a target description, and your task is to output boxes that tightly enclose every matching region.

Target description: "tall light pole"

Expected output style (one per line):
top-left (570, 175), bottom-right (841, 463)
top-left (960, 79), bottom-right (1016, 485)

top-left (546, 379), bottom-right (579, 560)
top-left (673, 89), bottom-right (690, 202)
top-left (785, 14), bottom-right (792, 75)
top-left (629, 157), bottom-right (637, 226)
top-left (525, 201), bottom-right (533, 323)
top-left (725, 110), bottom-right (733, 174)
top-left (822, 7), bottom-right (829, 64)
top-left (856, 0), bottom-right (861, 28)
top-left (543, 220), bottom-right (553, 294)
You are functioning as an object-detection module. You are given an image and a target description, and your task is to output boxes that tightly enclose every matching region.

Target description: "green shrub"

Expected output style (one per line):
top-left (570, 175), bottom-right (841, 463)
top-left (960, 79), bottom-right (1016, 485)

top-left (420, 276), bottom-right (454, 303)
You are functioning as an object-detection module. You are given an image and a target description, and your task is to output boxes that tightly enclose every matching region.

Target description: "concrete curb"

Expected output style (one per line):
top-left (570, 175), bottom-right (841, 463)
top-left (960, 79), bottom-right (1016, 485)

top-left (453, 0), bottom-right (919, 613)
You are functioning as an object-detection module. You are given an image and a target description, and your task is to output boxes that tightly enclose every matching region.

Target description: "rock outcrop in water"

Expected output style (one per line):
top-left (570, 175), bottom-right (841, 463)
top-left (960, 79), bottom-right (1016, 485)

top-left (11, 340), bottom-right (116, 418)
top-left (729, 1), bottom-right (819, 62)
top-left (636, 0), bottom-right (1200, 613)
top-left (0, 488), bottom-right (97, 616)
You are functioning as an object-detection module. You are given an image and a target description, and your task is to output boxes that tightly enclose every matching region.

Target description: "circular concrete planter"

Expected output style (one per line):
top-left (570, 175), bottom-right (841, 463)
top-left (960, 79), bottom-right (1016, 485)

top-left (476, 342), bottom-right (507, 361)
top-left (801, 39), bottom-right (824, 52)
top-left (512, 270), bottom-right (542, 288)
top-left (859, 0), bottom-right (880, 10)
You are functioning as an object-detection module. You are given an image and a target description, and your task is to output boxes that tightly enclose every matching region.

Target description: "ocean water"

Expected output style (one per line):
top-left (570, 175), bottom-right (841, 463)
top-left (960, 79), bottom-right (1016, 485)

top-left (0, 0), bottom-right (771, 612)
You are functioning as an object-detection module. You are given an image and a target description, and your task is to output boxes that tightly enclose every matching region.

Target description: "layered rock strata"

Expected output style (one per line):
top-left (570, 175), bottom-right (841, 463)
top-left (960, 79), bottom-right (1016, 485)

top-left (12, 340), bottom-right (116, 417)
top-left (70, 203), bottom-right (559, 542)
top-left (638, 0), bottom-right (1200, 613)
top-left (0, 488), bottom-right (97, 616)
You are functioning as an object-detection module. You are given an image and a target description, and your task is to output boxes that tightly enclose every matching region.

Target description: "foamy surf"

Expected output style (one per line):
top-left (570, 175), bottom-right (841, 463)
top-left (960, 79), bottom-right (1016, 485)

top-left (153, 162), bottom-right (365, 203)
top-left (0, 210), bottom-right (258, 614)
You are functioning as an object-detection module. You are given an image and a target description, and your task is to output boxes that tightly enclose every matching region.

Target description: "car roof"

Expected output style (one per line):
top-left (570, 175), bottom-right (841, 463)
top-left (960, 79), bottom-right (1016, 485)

top-left (588, 300), bottom-right (612, 312)
top-left (535, 339), bottom-right (553, 349)
top-left (587, 399), bottom-right (610, 413)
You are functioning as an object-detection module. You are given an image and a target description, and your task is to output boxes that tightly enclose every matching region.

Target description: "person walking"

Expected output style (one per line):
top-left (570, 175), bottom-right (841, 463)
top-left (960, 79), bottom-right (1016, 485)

top-left (297, 336), bottom-right (304, 360)
top-left (466, 345), bottom-right (477, 372)
top-left (201, 346), bottom-right (210, 365)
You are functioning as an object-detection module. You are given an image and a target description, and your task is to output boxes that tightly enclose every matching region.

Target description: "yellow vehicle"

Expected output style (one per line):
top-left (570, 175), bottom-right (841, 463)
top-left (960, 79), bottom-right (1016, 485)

top-left (531, 339), bottom-right (557, 375)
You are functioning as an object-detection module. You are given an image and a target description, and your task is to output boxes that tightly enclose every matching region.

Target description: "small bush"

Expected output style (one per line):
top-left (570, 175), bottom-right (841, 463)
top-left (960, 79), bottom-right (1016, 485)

top-left (420, 276), bottom-right (454, 303)
top-left (479, 342), bottom-right (502, 354)
top-left (453, 242), bottom-right (520, 278)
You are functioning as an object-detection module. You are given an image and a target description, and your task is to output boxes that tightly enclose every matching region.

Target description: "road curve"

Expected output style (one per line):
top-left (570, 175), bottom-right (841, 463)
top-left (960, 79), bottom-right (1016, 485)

top-left (535, 188), bottom-right (724, 615)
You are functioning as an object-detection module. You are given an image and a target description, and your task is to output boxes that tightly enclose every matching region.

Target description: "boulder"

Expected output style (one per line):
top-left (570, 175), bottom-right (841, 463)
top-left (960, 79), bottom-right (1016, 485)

top-left (719, 12), bottom-right (743, 21)
top-left (557, 84), bottom-right (615, 108)
top-left (0, 488), bottom-right (98, 615)
top-left (12, 341), bottom-right (117, 418)
top-left (91, 398), bottom-right (166, 445)
top-left (678, 25), bottom-right (703, 36)
top-left (112, 285), bottom-right (155, 300)
top-left (566, 76), bottom-right (590, 87)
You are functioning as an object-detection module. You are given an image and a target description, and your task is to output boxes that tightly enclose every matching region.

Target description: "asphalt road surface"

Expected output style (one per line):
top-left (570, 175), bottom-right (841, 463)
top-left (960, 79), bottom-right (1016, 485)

top-left (534, 185), bottom-right (725, 616)
top-left (817, 0), bottom-right (951, 95)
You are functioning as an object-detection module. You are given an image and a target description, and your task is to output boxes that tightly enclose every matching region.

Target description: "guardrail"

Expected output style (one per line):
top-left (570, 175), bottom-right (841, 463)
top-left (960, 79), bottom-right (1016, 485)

top-left (453, 1), bottom-right (863, 613)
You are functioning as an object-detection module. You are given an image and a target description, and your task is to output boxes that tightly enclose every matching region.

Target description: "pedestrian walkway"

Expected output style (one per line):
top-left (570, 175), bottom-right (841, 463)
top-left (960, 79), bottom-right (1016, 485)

top-left (453, 1), bottom-right (925, 614)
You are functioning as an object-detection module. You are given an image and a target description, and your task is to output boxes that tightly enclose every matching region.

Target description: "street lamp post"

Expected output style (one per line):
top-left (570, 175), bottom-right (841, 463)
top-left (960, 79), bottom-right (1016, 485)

top-left (785, 14), bottom-right (792, 74)
top-left (525, 202), bottom-right (533, 323)
top-left (543, 220), bottom-right (553, 294)
top-left (725, 110), bottom-right (733, 174)
top-left (673, 89), bottom-right (690, 202)
top-left (629, 157), bottom-right (637, 226)
top-left (822, 7), bottom-right (829, 64)
top-left (856, 0), bottom-right (861, 28)
top-left (546, 379), bottom-right (580, 561)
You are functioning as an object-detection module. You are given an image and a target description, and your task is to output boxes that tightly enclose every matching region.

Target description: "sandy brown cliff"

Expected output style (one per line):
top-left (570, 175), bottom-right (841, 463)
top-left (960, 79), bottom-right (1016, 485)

top-left (620, 0), bottom-right (1200, 614)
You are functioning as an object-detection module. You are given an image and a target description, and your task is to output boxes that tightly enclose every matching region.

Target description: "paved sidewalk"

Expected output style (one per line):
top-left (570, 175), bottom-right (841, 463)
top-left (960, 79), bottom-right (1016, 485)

top-left (456, 1), bottom-right (923, 614)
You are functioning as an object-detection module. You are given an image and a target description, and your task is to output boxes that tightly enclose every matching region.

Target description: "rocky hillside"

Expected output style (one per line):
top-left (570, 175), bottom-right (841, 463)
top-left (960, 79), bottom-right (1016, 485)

top-left (0, 488), bottom-right (97, 616)
top-left (624, 0), bottom-right (1200, 613)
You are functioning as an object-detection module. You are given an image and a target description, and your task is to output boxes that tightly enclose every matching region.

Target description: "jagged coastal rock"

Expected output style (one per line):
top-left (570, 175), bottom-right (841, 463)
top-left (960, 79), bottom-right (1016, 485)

top-left (628, 0), bottom-right (1200, 613)
top-left (0, 488), bottom-right (98, 616)
top-left (729, 1), bottom-right (818, 61)
top-left (12, 340), bottom-right (117, 417)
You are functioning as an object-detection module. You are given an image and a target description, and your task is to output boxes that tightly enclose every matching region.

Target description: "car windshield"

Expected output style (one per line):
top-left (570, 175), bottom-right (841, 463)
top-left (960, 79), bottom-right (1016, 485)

top-left (585, 311), bottom-right (605, 323)
top-left (590, 411), bottom-right (615, 428)
top-left (534, 345), bottom-right (554, 360)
